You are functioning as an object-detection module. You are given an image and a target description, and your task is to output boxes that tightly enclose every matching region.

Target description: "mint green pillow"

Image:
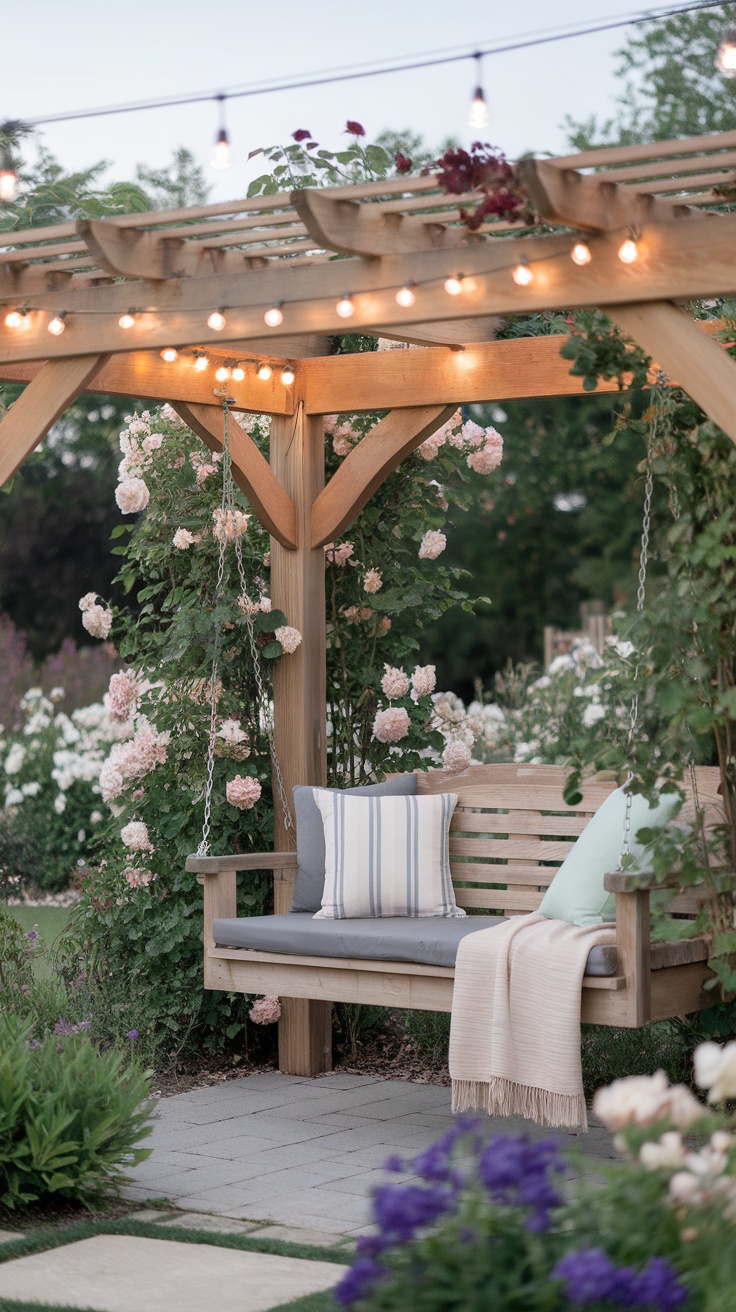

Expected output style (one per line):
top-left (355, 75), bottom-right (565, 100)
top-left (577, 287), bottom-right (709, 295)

top-left (538, 785), bottom-right (679, 927)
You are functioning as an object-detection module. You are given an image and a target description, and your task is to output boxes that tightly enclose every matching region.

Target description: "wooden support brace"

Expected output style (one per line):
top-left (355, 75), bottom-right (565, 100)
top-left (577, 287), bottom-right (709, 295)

top-left (0, 354), bottom-right (108, 486)
top-left (311, 404), bottom-right (457, 548)
top-left (78, 219), bottom-right (188, 280)
top-left (291, 187), bottom-right (470, 256)
top-left (612, 889), bottom-right (652, 1026)
top-left (172, 401), bottom-right (298, 549)
top-left (604, 301), bottom-right (736, 446)
top-left (518, 157), bottom-right (703, 232)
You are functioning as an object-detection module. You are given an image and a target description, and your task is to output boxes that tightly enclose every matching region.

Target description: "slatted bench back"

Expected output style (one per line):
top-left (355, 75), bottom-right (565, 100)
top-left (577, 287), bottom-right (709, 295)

top-left (416, 763), bottom-right (722, 919)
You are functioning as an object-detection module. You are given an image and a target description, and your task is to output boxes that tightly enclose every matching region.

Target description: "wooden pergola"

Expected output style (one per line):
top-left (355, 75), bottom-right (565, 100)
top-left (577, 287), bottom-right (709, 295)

top-left (3, 127), bottom-right (736, 1073)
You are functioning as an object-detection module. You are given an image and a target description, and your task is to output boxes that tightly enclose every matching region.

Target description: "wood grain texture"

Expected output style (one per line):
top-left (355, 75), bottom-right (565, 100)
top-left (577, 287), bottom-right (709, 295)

top-left (292, 187), bottom-right (470, 256)
top-left (519, 158), bottom-right (702, 232)
top-left (186, 852), bottom-right (296, 874)
top-left (0, 354), bottom-right (107, 486)
top-left (615, 891), bottom-right (652, 1025)
top-left (311, 405), bottom-right (456, 547)
top-left (173, 401), bottom-right (297, 549)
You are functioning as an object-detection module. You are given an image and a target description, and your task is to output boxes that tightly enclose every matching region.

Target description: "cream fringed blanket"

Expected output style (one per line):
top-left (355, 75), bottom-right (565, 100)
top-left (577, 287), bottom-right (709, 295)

top-left (449, 913), bottom-right (616, 1130)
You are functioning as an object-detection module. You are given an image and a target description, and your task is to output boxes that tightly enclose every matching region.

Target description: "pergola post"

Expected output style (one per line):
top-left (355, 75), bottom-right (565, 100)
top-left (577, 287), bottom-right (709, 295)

top-left (269, 395), bottom-right (332, 1076)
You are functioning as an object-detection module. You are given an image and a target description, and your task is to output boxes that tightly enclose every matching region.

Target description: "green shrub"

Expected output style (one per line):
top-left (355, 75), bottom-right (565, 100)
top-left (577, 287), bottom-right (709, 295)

top-left (0, 1013), bottom-right (154, 1209)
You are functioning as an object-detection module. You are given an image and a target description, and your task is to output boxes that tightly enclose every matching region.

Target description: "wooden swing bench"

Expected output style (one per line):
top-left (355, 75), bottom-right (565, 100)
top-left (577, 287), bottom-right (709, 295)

top-left (186, 763), bottom-right (723, 1050)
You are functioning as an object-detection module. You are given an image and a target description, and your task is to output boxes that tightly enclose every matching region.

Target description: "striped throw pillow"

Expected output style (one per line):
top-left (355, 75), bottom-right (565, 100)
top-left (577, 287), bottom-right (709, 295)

top-left (312, 790), bottom-right (464, 920)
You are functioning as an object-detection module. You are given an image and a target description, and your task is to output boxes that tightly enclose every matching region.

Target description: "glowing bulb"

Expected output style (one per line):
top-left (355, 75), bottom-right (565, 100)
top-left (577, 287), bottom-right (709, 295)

top-left (0, 159), bottom-right (17, 202)
top-left (257, 364), bottom-right (272, 381)
top-left (48, 313), bottom-right (66, 336)
top-left (118, 312), bottom-right (136, 330)
top-left (4, 309), bottom-right (23, 328)
top-left (571, 242), bottom-right (592, 266)
top-left (716, 24), bottom-right (736, 74)
top-left (215, 365), bottom-right (231, 382)
top-left (207, 309), bottom-right (226, 331)
top-left (512, 260), bottom-right (534, 287)
top-left (336, 295), bottom-right (354, 318)
top-left (468, 89), bottom-right (489, 130)
top-left (280, 367), bottom-right (295, 385)
top-left (396, 283), bottom-right (416, 308)
top-left (160, 347), bottom-right (178, 363)
top-left (618, 237), bottom-right (638, 264)
top-left (212, 129), bottom-right (231, 170)
top-left (444, 275), bottom-right (464, 296)
top-left (264, 303), bottom-right (284, 327)
top-left (193, 353), bottom-right (209, 372)
top-left (231, 364), bottom-right (245, 381)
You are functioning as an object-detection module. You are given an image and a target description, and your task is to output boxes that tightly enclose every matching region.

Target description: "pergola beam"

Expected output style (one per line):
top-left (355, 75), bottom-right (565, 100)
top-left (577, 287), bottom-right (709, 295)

top-left (518, 158), bottom-right (702, 231)
top-left (312, 405), bottom-right (457, 548)
top-left (0, 354), bottom-right (108, 486)
top-left (3, 214), bottom-right (736, 363)
top-left (291, 188), bottom-right (471, 256)
top-left (172, 401), bottom-right (298, 549)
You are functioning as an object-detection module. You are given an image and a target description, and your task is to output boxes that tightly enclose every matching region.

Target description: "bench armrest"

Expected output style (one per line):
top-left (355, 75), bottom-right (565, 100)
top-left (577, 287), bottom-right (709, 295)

top-left (603, 869), bottom-right (683, 894)
top-left (186, 852), bottom-right (297, 875)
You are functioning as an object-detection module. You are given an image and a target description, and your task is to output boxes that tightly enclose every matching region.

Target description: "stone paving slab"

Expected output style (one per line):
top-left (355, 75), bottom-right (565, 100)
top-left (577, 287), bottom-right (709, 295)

top-left (0, 1234), bottom-right (346, 1312)
top-left (122, 1072), bottom-right (617, 1237)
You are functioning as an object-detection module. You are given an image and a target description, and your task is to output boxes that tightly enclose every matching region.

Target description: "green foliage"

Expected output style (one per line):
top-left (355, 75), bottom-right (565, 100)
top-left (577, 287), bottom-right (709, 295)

top-left (0, 1012), bottom-right (153, 1210)
top-left (560, 310), bottom-right (651, 394)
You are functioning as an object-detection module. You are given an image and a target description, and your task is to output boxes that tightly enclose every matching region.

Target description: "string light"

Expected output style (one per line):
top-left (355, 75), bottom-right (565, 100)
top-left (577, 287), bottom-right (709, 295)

top-left (0, 144), bottom-right (17, 203)
top-left (280, 366), bottom-right (295, 385)
top-left (118, 311), bottom-right (136, 329)
top-left (160, 347), bottom-right (178, 362)
top-left (207, 308), bottom-right (226, 331)
top-left (211, 94), bottom-right (231, 169)
top-left (444, 274), bottom-right (464, 295)
top-left (336, 294), bottom-right (354, 318)
top-left (571, 241), bottom-right (592, 266)
top-left (618, 233), bottom-right (639, 264)
top-left (48, 312), bottom-right (67, 335)
top-left (716, 22), bottom-right (736, 74)
top-left (193, 352), bottom-right (209, 372)
top-left (264, 303), bottom-right (284, 327)
top-left (4, 308), bottom-right (26, 329)
top-left (231, 363), bottom-right (245, 381)
top-left (512, 257), bottom-right (534, 286)
top-left (396, 282), bottom-right (416, 308)
top-left (215, 364), bottom-right (231, 382)
top-left (257, 363), bottom-right (272, 381)
top-left (468, 52), bottom-right (490, 129)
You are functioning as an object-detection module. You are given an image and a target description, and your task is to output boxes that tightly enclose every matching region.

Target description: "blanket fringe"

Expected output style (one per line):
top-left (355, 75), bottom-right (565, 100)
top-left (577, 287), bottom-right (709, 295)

top-left (452, 1077), bottom-right (588, 1131)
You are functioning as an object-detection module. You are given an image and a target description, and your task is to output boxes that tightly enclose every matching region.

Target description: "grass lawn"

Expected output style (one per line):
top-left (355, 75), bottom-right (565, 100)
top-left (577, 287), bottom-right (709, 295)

top-left (1, 905), bottom-right (71, 980)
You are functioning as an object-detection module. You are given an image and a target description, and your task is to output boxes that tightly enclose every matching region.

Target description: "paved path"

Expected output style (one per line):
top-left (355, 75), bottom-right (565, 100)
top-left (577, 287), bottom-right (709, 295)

top-left (123, 1072), bottom-right (617, 1242)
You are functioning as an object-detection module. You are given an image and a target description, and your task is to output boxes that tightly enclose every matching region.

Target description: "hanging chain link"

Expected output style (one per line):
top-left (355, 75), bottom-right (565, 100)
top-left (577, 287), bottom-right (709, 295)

top-left (197, 400), bottom-right (292, 856)
top-left (619, 393), bottom-right (657, 867)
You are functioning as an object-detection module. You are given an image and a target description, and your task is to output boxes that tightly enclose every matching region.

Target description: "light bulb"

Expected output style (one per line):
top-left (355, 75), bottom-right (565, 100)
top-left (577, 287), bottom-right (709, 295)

top-left (231, 364), bottom-right (245, 381)
top-left (468, 89), bottom-right (489, 130)
top-left (160, 347), bottom-right (178, 363)
top-left (280, 367), bottom-right (295, 385)
top-left (336, 295), bottom-right (354, 318)
top-left (212, 129), bottom-right (231, 170)
top-left (207, 309), bottom-right (226, 331)
top-left (512, 260), bottom-right (534, 287)
top-left (396, 283), bottom-right (416, 308)
top-left (444, 275), bottom-right (464, 296)
top-left (215, 365), bottom-right (231, 382)
top-left (118, 312), bottom-right (136, 330)
top-left (264, 303), bottom-right (284, 327)
top-left (716, 24), bottom-right (736, 74)
top-left (571, 242), bottom-right (592, 266)
top-left (48, 313), bottom-right (66, 336)
top-left (257, 364), bottom-right (272, 381)
top-left (4, 309), bottom-right (24, 328)
top-left (0, 167), bottom-right (17, 203)
top-left (193, 353), bottom-right (209, 372)
top-left (618, 237), bottom-right (638, 264)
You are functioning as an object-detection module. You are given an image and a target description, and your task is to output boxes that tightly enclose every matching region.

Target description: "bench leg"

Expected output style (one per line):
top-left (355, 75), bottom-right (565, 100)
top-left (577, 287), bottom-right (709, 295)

top-left (278, 998), bottom-right (333, 1076)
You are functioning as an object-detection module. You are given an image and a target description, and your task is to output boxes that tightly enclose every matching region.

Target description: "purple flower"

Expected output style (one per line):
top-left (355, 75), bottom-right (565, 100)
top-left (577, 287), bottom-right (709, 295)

top-left (126, 1029), bottom-right (139, 1040)
top-left (630, 1257), bottom-right (689, 1311)
top-left (553, 1249), bottom-right (688, 1311)
top-left (478, 1135), bottom-right (564, 1230)
top-left (383, 1154), bottom-right (405, 1173)
top-left (54, 1017), bottom-right (91, 1036)
top-left (292, 129), bottom-right (312, 142)
top-left (373, 1182), bottom-right (454, 1241)
top-left (25, 930), bottom-right (38, 940)
top-left (333, 1257), bottom-right (386, 1306)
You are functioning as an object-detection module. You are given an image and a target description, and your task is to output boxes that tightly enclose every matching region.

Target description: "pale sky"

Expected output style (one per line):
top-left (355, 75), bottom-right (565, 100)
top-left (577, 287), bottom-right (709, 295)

top-left (1, 0), bottom-right (650, 199)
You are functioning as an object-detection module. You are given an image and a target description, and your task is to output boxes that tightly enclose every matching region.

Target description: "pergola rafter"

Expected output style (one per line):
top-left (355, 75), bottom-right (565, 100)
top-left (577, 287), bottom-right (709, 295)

top-left (3, 128), bottom-right (736, 1074)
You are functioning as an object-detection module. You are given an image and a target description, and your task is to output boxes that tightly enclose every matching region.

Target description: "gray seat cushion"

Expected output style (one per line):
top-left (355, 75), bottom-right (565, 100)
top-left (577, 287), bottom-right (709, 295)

top-left (212, 912), bottom-right (618, 976)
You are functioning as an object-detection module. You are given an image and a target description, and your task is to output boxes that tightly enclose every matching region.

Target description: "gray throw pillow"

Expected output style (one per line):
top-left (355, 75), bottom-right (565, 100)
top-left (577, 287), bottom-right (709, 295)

top-left (290, 774), bottom-right (418, 913)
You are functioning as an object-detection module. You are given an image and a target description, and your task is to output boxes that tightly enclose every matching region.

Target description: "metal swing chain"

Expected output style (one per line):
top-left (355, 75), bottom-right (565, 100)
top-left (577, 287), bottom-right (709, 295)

top-left (618, 395), bottom-right (657, 867)
top-left (197, 400), bottom-right (292, 857)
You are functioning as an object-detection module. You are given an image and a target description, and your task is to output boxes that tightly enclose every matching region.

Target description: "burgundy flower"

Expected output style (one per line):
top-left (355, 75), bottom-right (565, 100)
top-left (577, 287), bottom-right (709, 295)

top-left (345, 120), bottom-right (366, 137)
top-left (292, 129), bottom-right (312, 142)
top-left (395, 152), bottom-right (412, 175)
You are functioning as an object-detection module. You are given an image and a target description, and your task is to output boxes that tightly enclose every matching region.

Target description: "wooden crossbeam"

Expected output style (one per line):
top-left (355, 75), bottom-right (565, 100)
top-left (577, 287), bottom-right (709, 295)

top-left (518, 158), bottom-right (703, 231)
top-left (373, 318), bottom-right (499, 348)
top-left (292, 188), bottom-right (469, 256)
top-left (2, 213), bottom-right (735, 363)
top-left (0, 355), bottom-right (107, 486)
top-left (172, 401), bottom-right (297, 549)
top-left (311, 405), bottom-right (456, 547)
